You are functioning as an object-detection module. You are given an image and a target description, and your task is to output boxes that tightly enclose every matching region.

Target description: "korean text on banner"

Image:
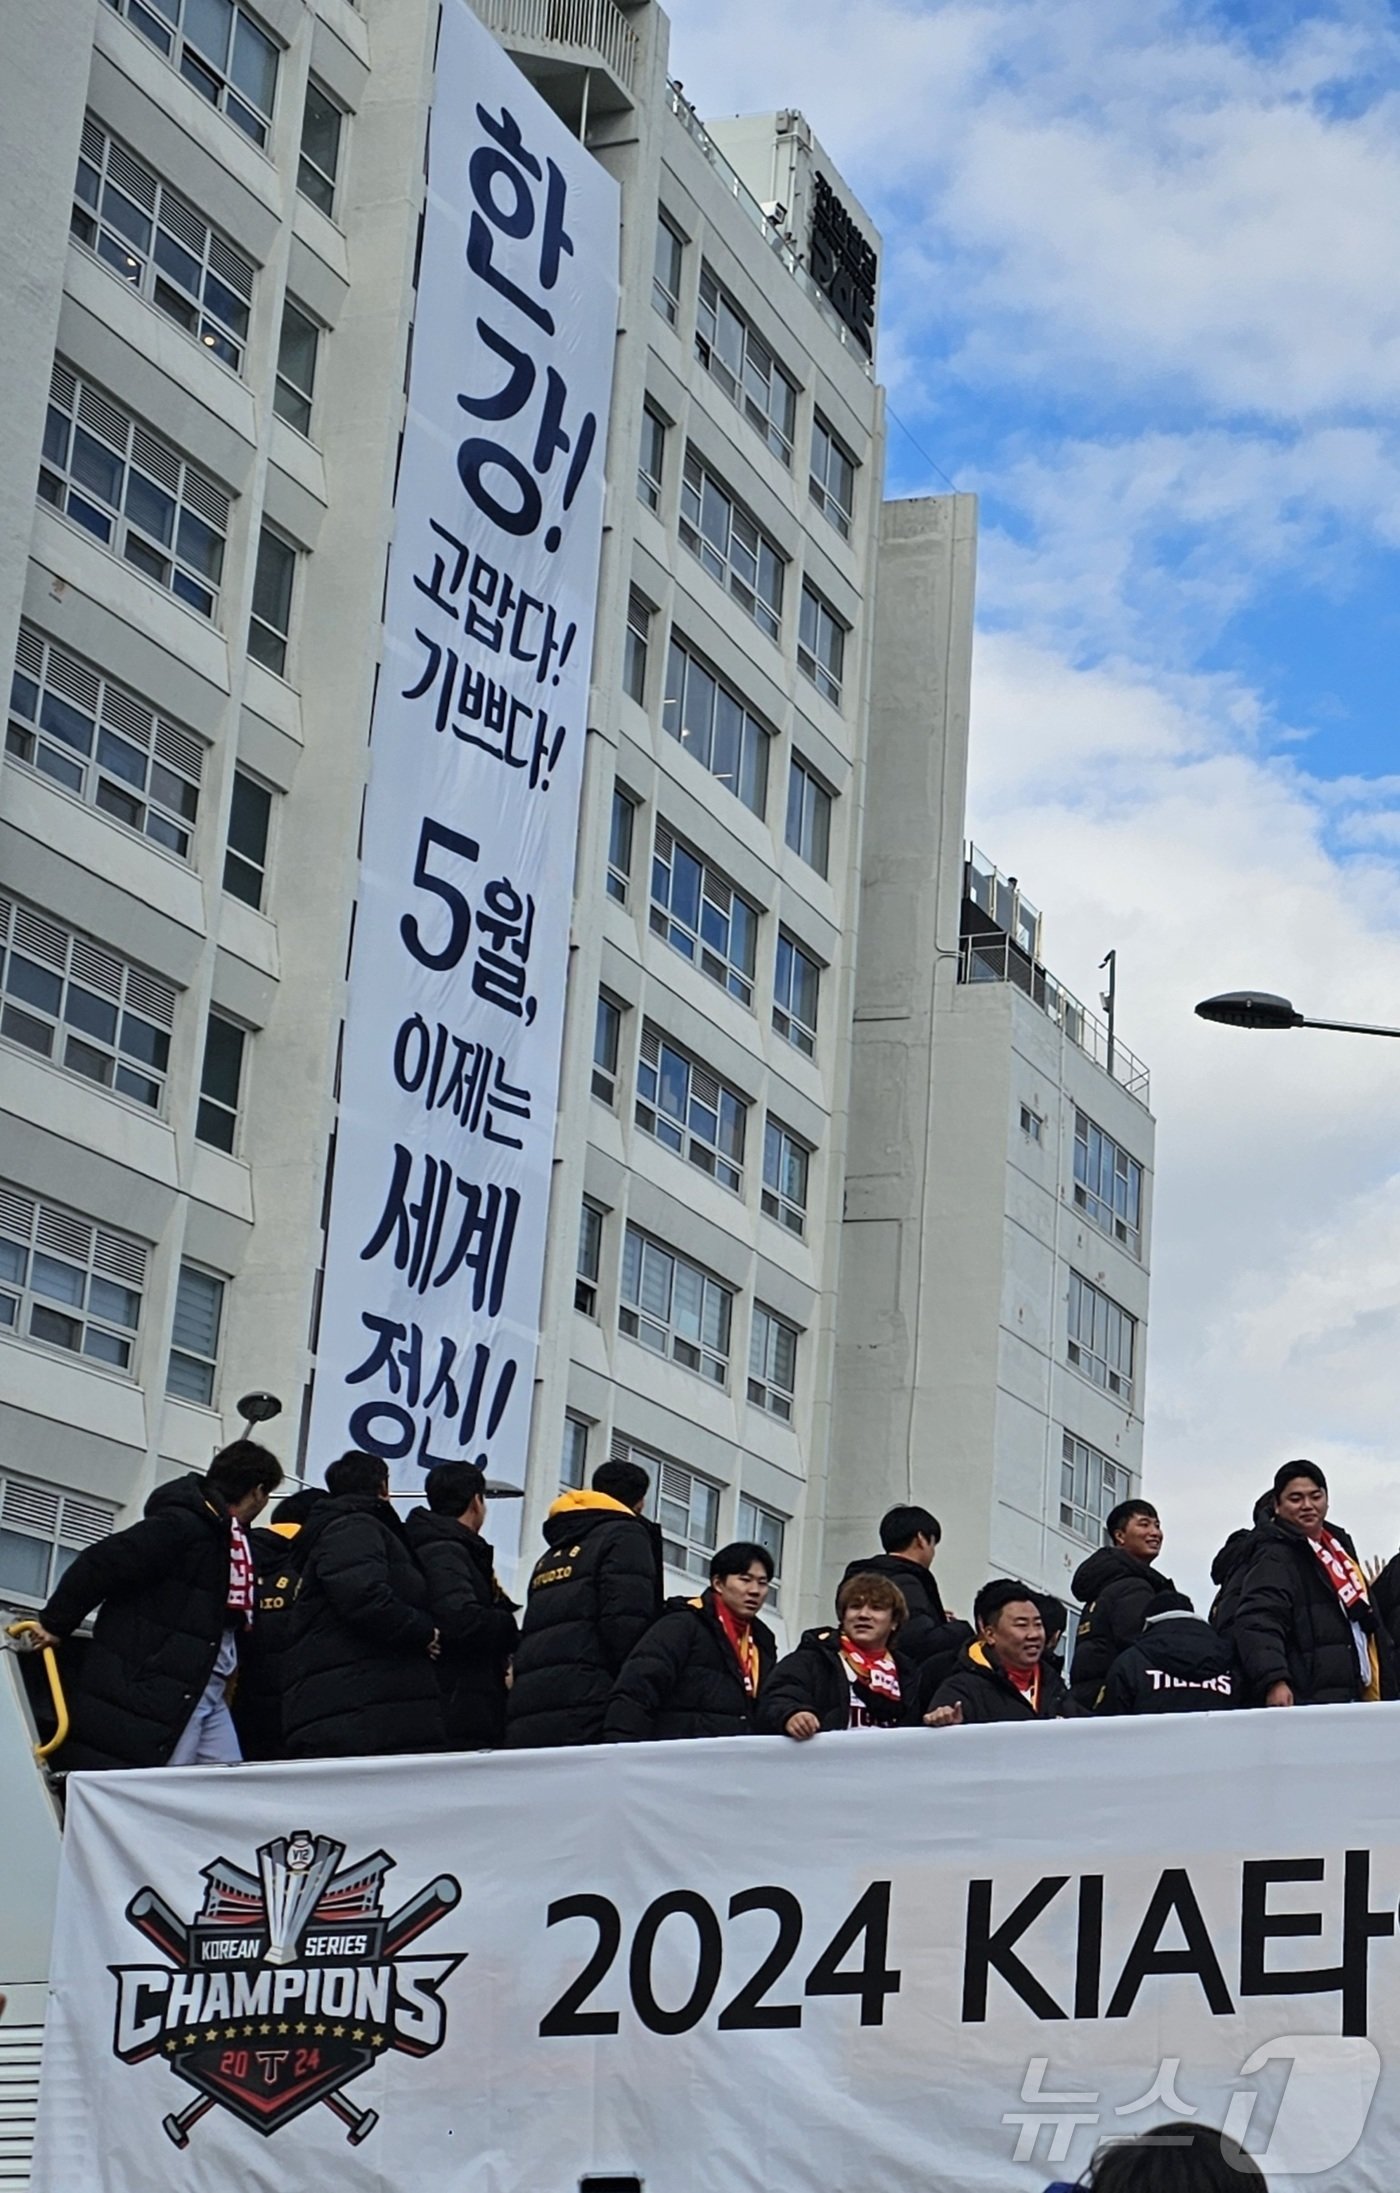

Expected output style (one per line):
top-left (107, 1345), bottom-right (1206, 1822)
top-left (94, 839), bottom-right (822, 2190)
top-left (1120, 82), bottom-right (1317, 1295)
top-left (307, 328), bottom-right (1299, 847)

top-left (307, 0), bottom-right (619, 1493)
top-left (30, 1710), bottom-right (1400, 2193)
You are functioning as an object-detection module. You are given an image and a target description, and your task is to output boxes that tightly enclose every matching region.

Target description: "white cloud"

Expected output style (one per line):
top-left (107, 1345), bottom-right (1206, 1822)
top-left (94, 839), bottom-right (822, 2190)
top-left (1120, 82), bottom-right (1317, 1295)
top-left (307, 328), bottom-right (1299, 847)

top-left (661, 0), bottom-right (1400, 1604)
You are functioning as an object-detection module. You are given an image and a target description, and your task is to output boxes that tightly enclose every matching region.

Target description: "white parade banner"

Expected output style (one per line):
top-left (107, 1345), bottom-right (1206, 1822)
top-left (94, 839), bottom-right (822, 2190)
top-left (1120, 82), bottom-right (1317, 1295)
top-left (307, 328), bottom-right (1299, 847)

top-left (29, 1710), bottom-right (1400, 2191)
top-left (306, 0), bottom-right (618, 1500)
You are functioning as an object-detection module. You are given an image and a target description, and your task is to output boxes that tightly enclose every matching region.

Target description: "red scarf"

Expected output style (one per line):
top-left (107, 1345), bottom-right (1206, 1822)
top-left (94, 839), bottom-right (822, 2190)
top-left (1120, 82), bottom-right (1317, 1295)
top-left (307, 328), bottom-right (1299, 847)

top-left (713, 1598), bottom-right (760, 1696)
top-left (1312, 1528), bottom-right (1367, 1613)
top-left (1005, 1660), bottom-right (1042, 1712)
top-left (838, 1638), bottom-right (902, 1702)
top-left (227, 1518), bottom-right (256, 1624)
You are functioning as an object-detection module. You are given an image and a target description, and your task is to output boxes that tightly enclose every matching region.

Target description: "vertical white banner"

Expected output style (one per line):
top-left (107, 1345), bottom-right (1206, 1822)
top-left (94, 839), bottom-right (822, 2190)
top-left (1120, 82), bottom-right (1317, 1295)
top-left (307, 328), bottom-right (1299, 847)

top-left (307, 1), bottom-right (618, 1495)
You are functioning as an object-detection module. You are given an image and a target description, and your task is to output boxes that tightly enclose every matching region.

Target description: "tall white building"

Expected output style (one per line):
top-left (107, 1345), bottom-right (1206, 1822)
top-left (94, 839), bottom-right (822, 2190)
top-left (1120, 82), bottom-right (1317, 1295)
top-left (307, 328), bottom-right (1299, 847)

top-left (0, 0), bottom-right (1152, 1637)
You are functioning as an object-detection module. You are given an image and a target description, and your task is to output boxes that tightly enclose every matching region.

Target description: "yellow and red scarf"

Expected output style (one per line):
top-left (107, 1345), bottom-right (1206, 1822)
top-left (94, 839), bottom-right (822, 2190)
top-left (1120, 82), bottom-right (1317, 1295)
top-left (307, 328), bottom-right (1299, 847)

top-left (713, 1597), bottom-right (760, 1696)
top-left (1312, 1528), bottom-right (1380, 1700)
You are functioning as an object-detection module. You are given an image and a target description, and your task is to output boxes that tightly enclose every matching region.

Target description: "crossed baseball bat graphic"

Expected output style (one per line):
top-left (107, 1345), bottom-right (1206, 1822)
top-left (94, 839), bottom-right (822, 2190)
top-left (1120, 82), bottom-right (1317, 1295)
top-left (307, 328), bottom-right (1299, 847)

top-left (126, 1877), bottom-right (459, 2147)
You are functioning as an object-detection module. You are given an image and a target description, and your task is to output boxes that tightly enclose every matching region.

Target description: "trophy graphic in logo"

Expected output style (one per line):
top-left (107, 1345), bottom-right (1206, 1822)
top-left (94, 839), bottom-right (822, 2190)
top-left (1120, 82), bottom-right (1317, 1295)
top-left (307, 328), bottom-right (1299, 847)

top-left (259, 1832), bottom-right (342, 1967)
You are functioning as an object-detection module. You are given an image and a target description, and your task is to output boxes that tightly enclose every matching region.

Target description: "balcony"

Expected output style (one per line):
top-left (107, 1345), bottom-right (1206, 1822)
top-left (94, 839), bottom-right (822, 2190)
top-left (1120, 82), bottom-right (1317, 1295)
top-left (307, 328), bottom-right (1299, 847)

top-left (959, 849), bottom-right (1149, 1107)
top-left (470, 0), bottom-right (640, 119)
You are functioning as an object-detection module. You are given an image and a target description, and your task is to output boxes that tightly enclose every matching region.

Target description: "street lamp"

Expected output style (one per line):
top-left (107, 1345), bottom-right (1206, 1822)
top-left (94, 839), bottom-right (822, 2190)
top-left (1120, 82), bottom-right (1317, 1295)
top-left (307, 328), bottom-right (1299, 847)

top-left (1195, 991), bottom-right (1400, 1039)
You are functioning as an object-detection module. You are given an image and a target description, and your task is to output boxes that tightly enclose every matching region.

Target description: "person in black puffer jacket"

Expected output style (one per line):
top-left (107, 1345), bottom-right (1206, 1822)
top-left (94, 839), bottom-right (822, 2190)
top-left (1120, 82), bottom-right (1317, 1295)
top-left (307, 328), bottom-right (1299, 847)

top-left (33, 1441), bottom-right (284, 1771)
top-left (405, 1461), bottom-right (519, 1750)
top-left (507, 1458), bottom-right (663, 1748)
top-left (605, 1541), bottom-right (778, 1741)
top-left (759, 1573), bottom-right (921, 1736)
top-left (1234, 1460), bottom-right (1396, 1707)
top-left (925, 1579), bottom-right (1085, 1725)
top-left (1207, 1489), bottom-right (1274, 1639)
top-left (1069, 1499), bottom-right (1176, 1707)
top-left (231, 1486), bottom-right (323, 1762)
top-left (282, 1452), bottom-right (444, 1758)
top-left (1098, 1593), bottom-right (1238, 1714)
top-left (838, 1504), bottom-right (973, 1693)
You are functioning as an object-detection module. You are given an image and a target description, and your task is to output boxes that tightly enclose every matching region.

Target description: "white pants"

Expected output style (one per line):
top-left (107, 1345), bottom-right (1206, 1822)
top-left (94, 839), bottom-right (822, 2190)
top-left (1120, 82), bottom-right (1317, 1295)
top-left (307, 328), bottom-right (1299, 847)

top-left (170, 1629), bottom-right (243, 1766)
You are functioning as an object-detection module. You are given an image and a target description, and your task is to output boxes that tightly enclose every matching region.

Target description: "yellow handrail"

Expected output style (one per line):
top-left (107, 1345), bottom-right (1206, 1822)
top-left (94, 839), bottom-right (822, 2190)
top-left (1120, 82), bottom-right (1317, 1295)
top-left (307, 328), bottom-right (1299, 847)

top-left (5, 1621), bottom-right (69, 1761)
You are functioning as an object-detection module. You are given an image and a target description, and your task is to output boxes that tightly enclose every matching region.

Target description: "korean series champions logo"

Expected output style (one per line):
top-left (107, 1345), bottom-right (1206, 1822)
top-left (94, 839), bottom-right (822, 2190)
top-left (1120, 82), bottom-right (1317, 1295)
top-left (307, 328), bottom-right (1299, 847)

top-left (110, 1831), bottom-right (463, 2145)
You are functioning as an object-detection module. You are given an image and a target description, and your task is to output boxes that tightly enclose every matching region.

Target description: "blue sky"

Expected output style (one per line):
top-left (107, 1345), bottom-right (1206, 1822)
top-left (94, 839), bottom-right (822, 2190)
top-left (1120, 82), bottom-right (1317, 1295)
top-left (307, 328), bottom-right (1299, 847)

top-left (666, 0), bottom-right (1400, 1594)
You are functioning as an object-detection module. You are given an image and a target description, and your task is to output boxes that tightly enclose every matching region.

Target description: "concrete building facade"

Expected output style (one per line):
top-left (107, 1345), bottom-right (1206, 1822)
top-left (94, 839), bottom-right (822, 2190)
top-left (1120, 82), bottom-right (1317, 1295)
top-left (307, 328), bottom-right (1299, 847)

top-left (0, 0), bottom-right (1151, 1640)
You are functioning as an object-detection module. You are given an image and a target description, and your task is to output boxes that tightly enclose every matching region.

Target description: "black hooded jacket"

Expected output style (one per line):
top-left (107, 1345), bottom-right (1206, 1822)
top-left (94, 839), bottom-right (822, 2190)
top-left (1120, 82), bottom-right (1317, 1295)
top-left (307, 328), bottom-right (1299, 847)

top-left (281, 1494), bottom-right (443, 1758)
top-left (1233, 1517), bottom-right (1395, 1706)
top-left (38, 1473), bottom-right (243, 1771)
top-left (604, 1592), bottom-right (777, 1742)
top-left (506, 1492), bottom-right (663, 1748)
top-left (1068, 1546), bottom-right (1178, 1705)
top-left (404, 1508), bottom-right (519, 1749)
top-left (1208, 1491), bottom-right (1275, 1636)
top-left (924, 1641), bottom-right (1085, 1724)
top-left (230, 1521), bottom-right (308, 1762)
top-left (1098, 1612), bottom-right (1239, 1715)
top-left (757, 1626), bottom-right (921, 1733)
top-left (837, 1552), bottom-right (973, 1686)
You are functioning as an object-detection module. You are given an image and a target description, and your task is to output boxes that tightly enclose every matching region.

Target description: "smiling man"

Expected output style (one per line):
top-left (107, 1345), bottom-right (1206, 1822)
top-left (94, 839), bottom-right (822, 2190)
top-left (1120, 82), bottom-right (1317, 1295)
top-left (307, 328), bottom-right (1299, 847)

top-left (603, 1542), bottom-right (778, 1742)
top-left (1068, 1499), bottom-right (1177, 1708)
top-left (923, 1580), bottom-right (1084, 1725)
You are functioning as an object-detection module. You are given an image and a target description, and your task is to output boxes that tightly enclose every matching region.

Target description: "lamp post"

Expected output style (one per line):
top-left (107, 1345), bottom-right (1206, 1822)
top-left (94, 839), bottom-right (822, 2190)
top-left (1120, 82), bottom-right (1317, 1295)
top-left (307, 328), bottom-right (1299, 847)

top-left (1195, 992), bottom-right (1400, 1040)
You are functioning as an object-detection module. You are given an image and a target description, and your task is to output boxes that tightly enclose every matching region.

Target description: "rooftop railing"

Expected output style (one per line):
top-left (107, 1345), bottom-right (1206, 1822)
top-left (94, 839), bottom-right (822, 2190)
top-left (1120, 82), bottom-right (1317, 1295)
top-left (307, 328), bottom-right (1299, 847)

top-left (473, 0), bottom-right (640, 95)
top-left (957, 933), bottom-right (1152, 1108)
top-left (665, 86), bottom-right (876, 377)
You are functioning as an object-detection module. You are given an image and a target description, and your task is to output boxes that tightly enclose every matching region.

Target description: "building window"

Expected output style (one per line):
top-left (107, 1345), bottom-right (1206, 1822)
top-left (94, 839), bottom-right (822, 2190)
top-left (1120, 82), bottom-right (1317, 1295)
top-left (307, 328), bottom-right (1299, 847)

top-left (72, 119), bottom-right (254, 372)
top-left (1060, 1430), bottom-right (1132, 1545)
top-left (298, 79), bottom-right (344, 216)
top-left (1067, 1272), bottom-right (1136, 1408)
top-left (695, 265), bottom-right (799, 465)
top-left (196, 1012), bottom-right (245, 1153)
top-left (0, 1182), bottom-right (147, 1375)
top-left (575, 1199), bottom-right (603, 1315)
top-left (773, 932), bottom-right (820, 1057)
top-left (644, 1449), bottom-right (720, 1582)
top-left (809, 416), bottom-right (856, 539)
top-left (607, 788), bottom-right (635, 905)
top-left (785, 757), bottom-right (832, 877)
top-left (650, 825), bottom-right (758, 1008)
top-left (223, 768), bottom-right (272, 910)
top-left (1020, 1104), bottom-right (1043, 1143)
top-left (638, 405), bottom-right (666, 511)
top-left (8, 625), bottom-right (203, 860)
top-left (167, 1262), bottom-right (224, 1405)
top-left (636, 1024), bottom-right (746, 1193)
top-left (273, 299), bottom-right (319, 435)
top-left (623, 591), bottom-right (650, 705)
top-left (247, 525), bottom-right (296, 677)
top-left (0, 894), bottom-right (175, 1111)
top-left (748, 1305), bottom-right (798, 1421)
top-left (592, 990), bottom-right (622, 1105)
top-left (561, 1414), bottom-right (589, 1490)
top-left (1074, 1110), bottom-right (1143, 1257)
top-left (39, 363), bottom-right (229, 619)
top-left (0, 1471), bottom-right (116, 1604)
top-left (762, 1118), bottom-right (810, 1237)
top-left (104, 0), bottom-right (279, 147)
top-left (736, 1493), bottom-right (786, 1609)
top-left (798, 584), bottom-right (846, 708)
top-left (652, 213), bottom-right (683, 325)
top-left (620, 1227), bottom-right (732, 1386)
top-left (663, 638), bottom-right (768, 816)
top-left (680, 451), bottom-right (784, 642)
